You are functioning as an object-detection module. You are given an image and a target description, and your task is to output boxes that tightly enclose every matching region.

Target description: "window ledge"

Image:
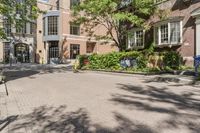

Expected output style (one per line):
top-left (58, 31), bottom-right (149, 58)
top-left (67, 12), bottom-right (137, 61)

top-left (127, 46), bottom-right (144, 50)
top-left (156, 43), bottom-right (182, 48)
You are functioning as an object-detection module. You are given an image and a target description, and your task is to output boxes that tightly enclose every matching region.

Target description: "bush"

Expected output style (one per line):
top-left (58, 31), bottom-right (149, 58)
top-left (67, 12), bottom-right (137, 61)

top-left (76, 55), bottom-right (89, 69)
top-left (88, 52), bottom-right (122, 70)
top-left (77, 50), bottom-right (185, 72)
top-left (86, 51), bottom-right (146, 70)
top-left (163, 51), bottom-right (183, 70)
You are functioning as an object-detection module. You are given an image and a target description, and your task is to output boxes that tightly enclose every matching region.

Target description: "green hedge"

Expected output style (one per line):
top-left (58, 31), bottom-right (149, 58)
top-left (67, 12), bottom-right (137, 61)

top-left (77, 51), bottom-right (147, 70)
top-left (163, 51), bottom-right (183, 70)
top-left (76, 51), bottom-right (183, 71)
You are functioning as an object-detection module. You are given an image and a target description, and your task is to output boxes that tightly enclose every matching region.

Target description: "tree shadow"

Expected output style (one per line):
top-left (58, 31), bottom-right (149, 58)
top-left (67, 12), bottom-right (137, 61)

top-left (3, 65), bottom-right (73, 82)
top-left (144, 76), bottom-right (181, 83)
top-left (8, 105), bottom-right (156, 133)
top-left (4, 70), bottom-right (40, 82)
top-left (111, 84), bottom-right (200, 132)
top-left (0, 115), bottom-right (18, 131)
top-left (96, 112), bottom-right (157, 133)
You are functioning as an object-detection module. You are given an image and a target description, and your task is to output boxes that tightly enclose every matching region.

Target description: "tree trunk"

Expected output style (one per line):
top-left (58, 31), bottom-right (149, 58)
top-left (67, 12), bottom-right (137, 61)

top-left (118, 35), bottom-right (126, 52)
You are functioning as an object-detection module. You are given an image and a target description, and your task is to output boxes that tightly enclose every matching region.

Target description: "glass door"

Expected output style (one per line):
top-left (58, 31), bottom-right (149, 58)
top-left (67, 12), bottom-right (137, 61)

top-left (70, 44), bottom-right (80, 59)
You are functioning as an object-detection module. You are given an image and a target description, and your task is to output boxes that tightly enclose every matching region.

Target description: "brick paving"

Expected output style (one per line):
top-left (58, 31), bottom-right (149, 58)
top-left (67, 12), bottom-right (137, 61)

top-left (0, 69), bottom-right (200, 133)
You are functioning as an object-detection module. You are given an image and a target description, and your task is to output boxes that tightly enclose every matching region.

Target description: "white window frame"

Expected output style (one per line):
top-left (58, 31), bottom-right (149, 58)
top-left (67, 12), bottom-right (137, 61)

top-left (154, 21), bottom-right (182, 46)
top-left (127, 29), bottom-right (145, 49)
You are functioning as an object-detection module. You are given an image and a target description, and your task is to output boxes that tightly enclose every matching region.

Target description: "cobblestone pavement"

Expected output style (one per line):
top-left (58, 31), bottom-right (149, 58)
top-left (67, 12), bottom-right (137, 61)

top-left (0, 69), bottom-right (200, 133)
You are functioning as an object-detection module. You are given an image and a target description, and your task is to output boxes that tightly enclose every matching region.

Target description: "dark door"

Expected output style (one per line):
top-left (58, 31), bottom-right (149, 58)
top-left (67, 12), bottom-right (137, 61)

top-left (48, 41), bottom-right (59, 64)
top-left (15, 43), bottom-right (29, 63)
top-left (70, 44), bottom-right (80, 59)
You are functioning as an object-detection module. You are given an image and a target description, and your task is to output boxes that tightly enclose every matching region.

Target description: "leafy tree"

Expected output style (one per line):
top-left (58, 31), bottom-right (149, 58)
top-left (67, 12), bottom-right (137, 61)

top-left (0, 0), bottom-right (41, 39)
top-left (72, 0), bottom-right (155, 51)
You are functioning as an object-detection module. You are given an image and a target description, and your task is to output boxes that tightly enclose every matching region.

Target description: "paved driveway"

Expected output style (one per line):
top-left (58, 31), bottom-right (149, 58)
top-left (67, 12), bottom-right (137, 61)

top-left (0, 69), bottom-right (200, 133)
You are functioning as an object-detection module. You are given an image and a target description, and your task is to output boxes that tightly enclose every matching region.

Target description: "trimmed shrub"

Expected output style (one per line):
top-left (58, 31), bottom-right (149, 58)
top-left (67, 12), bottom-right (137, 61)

top-left (87, 51), bottom-right (146, 70)
top-left (76, 55), bottom-right (89, 69)
top-left (88, 52), bottom-right (122, 70)
top-left (163, 51), bottom-right (183, 70)
top-left (76, 50), bottom-right (184, 72)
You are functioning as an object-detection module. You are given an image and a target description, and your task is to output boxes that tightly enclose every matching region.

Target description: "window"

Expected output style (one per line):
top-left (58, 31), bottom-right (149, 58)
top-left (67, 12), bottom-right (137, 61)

top-left (154, 21), bottom-right (182, 45)
top-left (56, 0), bottom-right (60, 10)
top-left (128, 29), bottom-right (144, 48)
top-left (49, 41), bottom-right (59, 59)
top-left (3, 19), bottom-right (11, 36)
top-left (16, 0), bottom-right (27, 16)
top-left (4, 42), bottom-right (10, 63)
top-left (30, 23), bottom-right (36, 35)
top-left (70, 0), bottom-right (80, 9)
top-left (170, 22), bottom-right (180, 43)
top-left (16, 23), bottom-right (26, 34)
top-left (160, 24), bottom-right (168, 44)
top-left (48, 16), bottom-right (58, 35)
top-left (16, 0), bottom-right (23, 15)
top-left (135, 30), bottom-right (144, 47)
top-left (70, 23), bottom-right (80, 35)
top-left (43, 18), bottom-right (46, 35)
top-left (70, 44), bottom-right (80, 59)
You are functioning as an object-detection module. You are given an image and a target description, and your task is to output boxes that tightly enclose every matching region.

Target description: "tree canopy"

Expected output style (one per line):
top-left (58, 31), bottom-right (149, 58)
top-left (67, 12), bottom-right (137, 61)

top-left (73, 0), bottom-right (155, 51)
top-left (0, 0), bottom-right (41, 39)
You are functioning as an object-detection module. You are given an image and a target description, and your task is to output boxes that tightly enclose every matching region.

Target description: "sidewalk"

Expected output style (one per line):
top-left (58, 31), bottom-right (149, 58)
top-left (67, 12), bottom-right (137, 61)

top-left (0, 63), bottom-right (73, 71)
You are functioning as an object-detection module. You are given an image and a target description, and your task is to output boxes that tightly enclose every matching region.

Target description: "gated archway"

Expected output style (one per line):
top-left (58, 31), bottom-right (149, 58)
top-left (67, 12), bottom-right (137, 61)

top-left (14, 43), bottom-right (30, 63)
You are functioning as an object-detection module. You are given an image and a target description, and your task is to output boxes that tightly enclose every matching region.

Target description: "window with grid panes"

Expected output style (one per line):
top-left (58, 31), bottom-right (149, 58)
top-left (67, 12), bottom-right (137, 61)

top-left (160, 24), bottom-right (168, 44)
top-left (135, 30), bottom-right (144, 47)
top-left (70, 0), bottom-right (80, 9)
top-left (4, 42), bottom-right (10, 63)
top-left (128, 30), bottom-right (144, 48)
top-left (70, 23), bottom-right (80, 35)
top-left (48, 16), bottom-right (58, 35)
top-left (3, 19), bottom-right (11, 36)
top-left (154, 21), bottom-right (181, 45)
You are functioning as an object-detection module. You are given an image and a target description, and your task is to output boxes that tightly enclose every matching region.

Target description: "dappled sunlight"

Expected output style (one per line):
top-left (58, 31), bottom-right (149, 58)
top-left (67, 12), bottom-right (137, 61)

top-left (2, 105), bottom-right (157, 133)
top-left (110, 84), bottom-right (200, 132)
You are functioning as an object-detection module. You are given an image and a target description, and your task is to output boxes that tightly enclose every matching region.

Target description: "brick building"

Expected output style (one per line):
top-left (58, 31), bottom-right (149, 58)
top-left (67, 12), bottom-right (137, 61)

top-left (0, 0), bottom-right (117, 64)
top-left (36, 0), bottom-right (117, 64)
top-left (1, 0), bottom-right (200, 66)
top-left (127, 0), bottom-right (200, 66)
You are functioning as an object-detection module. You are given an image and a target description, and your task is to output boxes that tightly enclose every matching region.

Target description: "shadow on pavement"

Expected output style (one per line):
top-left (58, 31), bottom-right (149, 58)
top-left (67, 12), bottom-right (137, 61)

top-left (3, 65), bottom-right (73, 82)
top-left (8, 105), bottom-right (156, 133)
top-left (0, 115), bottom-right (18, 132)
top-left (110, 84), bottom-right (200, 132)
top-left (4, 70), bottom-right (40, 82)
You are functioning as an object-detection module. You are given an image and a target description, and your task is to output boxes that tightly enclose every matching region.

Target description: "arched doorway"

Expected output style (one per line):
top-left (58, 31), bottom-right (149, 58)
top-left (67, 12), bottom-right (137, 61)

top-left (14, 43), bottom-right (30, 63)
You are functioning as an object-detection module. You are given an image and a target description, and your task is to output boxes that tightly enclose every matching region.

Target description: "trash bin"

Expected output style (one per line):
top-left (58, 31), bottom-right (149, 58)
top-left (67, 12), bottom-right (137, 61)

top-left (194, 55), bottom-right (200, 76)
